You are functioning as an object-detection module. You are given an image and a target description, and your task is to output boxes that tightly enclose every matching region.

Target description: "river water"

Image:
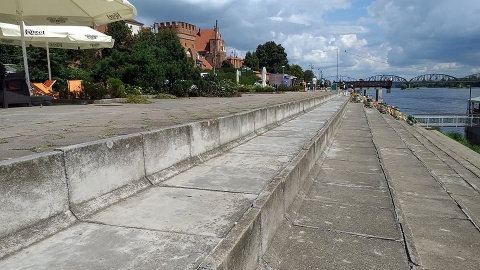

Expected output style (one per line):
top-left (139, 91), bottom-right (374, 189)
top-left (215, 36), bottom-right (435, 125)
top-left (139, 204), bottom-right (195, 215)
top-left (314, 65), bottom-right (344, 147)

top-left (364, 87), bottom-right (480, 143)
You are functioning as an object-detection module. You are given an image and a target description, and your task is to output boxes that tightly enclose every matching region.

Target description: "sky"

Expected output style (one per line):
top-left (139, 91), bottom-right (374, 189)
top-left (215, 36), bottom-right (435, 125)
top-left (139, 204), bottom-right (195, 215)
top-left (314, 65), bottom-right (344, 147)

top-left (133, 0), bottom-right (480, 81)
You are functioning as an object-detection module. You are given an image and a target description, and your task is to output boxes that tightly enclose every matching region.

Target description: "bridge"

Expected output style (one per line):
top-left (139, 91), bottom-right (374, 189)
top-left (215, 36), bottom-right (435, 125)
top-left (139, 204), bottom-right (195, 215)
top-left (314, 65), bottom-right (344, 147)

top-left (361, 73), bottom-right (480, 88)
top-left (413, 114), bottom-right (480, 127)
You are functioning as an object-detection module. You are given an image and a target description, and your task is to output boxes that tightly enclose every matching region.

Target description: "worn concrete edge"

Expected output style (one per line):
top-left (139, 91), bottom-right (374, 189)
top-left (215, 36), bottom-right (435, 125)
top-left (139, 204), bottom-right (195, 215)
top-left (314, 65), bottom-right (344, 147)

top-left (0, 93), bottom-right (339, 259)
top-left (403, 121), bottom-right (480, 182)
top-left (197, 96), bottom-right (348, 269)
top-left (364, 107), bottom-right (422, 269)
top-left (387, 115), bottom-right (480, 234)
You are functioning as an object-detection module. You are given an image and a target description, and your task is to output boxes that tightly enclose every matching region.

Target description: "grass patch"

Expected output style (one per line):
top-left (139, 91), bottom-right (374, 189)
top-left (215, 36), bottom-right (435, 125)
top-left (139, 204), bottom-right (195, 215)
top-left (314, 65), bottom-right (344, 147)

top-left (154, 93), bottom-right (177, 99)
top-left (124, 94), bottom-right (151, 104)
top-left (444, 131), bottom-right (480, 154)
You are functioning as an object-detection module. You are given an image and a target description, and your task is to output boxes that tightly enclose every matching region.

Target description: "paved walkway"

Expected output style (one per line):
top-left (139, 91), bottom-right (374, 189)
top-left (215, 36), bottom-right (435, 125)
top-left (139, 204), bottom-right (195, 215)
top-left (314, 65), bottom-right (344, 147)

top-left (0, 92), bottom-right (328, 160)
top-left (263, 103), bottom-right (480, 269)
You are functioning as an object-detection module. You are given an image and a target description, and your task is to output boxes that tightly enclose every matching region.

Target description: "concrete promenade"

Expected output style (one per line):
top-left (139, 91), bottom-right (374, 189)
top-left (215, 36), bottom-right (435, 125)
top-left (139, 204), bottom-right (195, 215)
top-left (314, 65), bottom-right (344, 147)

top-left (1, 92), bottom-right (479, 269)
top-left (264, 103), bottom-right (480, 269)
top-left (0, 92), bottom-right (329, 161)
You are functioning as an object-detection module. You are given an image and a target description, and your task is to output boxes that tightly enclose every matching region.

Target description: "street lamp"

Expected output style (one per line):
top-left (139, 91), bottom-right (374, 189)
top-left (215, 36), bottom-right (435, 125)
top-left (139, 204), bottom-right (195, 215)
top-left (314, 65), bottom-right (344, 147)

top-left (468, 85), bottom-right (472, 114)
top-left (282, 65), bottom-right (285, 86)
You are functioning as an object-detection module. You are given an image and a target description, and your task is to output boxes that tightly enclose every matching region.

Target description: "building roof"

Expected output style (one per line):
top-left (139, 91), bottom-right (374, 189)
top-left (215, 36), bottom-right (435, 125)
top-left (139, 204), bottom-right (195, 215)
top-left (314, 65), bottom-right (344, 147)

top-left (125, 19), bottom-right (144, 26)
top-left (196, 29), bottom-right (218, 52)
top-left (199, 57), bottom-right (213, 70)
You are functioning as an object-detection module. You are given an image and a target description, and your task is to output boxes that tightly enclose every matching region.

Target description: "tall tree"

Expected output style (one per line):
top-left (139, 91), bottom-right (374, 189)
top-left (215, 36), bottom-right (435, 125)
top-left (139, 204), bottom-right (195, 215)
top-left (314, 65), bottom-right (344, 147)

top-left (243, 51), bottom-right (259, 71)
top-left (255, 41), bottom-right (288, 73)
top-left (106, 21), bottom-right (133, 51)
top-left (289, 64), bottom-right (304, 79)
top-left (304, 70), bottom-right (315, 83)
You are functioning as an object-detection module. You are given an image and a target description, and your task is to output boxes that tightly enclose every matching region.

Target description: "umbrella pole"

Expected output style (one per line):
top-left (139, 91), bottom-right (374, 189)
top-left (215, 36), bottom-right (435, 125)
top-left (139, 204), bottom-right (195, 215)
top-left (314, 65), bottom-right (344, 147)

top-left (46, 40), bottom-right (52, 81)
top-left (19, 21), bottom-right (32, 93)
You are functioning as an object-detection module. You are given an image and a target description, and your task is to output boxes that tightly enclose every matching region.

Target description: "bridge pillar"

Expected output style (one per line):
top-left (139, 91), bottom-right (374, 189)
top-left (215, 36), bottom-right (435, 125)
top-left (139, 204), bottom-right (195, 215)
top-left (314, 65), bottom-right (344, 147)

top-left (375, 88), bottom-right (382, 101)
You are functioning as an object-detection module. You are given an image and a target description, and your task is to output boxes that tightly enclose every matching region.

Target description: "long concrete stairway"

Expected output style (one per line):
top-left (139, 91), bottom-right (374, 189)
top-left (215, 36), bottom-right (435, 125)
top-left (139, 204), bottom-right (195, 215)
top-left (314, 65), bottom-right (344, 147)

top-left (0, 95), bottom-right (348, 269)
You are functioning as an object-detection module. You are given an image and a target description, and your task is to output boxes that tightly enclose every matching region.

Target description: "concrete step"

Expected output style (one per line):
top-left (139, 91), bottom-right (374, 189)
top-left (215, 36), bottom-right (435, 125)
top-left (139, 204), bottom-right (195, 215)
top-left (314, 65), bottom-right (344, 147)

top-left (0, 96), bottom-right (349, 269)
top-left (262, 103), bottom-right (410, 269)
top-left (367, 107), bottom-right (480, 270)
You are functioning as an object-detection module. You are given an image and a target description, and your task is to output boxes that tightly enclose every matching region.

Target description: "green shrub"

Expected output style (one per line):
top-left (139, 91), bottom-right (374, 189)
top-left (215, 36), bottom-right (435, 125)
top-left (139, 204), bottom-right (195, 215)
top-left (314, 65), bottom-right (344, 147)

top-left (124, 94), bottom-right (151, 104)
top-left (83, 81), bottom-right (107, 100)
top-left (125, 84), bottom-right (143, 95)
top-left (445, 131), bottom-right (480, 154)
top-left (0, 62), bottom-right (5, 79)
top-left (107, 77), bottom-right (126, 98)
top-left (154, 93), bottom-right (177, 99)
top-left (235, 85), bottom-right (252, 92)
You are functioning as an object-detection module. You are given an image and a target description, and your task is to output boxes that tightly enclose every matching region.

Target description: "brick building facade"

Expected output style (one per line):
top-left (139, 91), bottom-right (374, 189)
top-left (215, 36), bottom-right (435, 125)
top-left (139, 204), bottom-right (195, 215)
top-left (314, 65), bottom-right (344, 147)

top-left (154, 21), bottom-right (228, 70)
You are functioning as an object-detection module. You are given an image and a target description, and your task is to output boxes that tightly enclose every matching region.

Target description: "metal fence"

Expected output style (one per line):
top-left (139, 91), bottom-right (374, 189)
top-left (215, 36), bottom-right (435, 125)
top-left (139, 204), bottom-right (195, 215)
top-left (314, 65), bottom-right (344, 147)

top-left (413, 114), bottom-right (480, 127)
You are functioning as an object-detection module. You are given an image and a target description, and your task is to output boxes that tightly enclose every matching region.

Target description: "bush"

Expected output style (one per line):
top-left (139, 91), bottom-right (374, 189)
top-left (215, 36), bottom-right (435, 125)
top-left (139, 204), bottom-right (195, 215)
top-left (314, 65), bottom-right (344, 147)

top-left (83, 81), bottom-right (107, 100)
top-left (107, 77), bottom-right (126, 98)
top-left (235, 85), bottom-right (252, 92)
top-left (125, 84), bottom-right (143, 95)
top-left (0, 62), bottom-right (5, 79)
top-left (154, 93), bottom-right (177, 99)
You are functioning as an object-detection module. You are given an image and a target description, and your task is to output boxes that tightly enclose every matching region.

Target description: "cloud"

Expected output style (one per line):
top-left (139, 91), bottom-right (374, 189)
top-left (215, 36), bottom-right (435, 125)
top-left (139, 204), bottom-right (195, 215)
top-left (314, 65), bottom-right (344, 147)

top-left (368, 0), bottom-right (480, 76)
top-left (132, 0), bottom-right (480, 79)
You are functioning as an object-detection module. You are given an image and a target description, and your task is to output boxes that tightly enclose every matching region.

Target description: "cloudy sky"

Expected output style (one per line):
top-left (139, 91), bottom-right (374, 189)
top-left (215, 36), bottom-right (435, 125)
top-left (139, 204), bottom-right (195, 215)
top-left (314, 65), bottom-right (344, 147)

top-left (133, 0), bottom-right (480, 81)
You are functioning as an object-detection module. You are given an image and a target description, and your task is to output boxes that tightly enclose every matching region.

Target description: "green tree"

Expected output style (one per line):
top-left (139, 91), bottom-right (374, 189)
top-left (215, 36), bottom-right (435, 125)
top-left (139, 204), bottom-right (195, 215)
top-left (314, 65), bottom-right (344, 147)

top-left (92, 29), bottom-right (199, 97)
top-left (221, 59), bottom-right (233, 68)
top-left (106, 21), bottom-right (134, 50)
top-left (0, 44), bottom-right (22, 67)
top-left (243, 51), bottom-right (259, 71)
top-left (289, 64), bottom-right (304, 79)
top-left (255, 41), bottom-right (288, 73)
top-left (304, 70), bottom-right (314, 83)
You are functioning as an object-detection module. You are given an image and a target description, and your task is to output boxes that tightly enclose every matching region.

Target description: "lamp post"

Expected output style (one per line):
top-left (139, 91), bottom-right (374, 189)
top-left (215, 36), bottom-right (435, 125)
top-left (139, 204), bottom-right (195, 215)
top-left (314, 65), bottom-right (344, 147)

top-left (282, 65), bottom-right (285, 86)
top-left (468, 85), bottom-right (472, 114)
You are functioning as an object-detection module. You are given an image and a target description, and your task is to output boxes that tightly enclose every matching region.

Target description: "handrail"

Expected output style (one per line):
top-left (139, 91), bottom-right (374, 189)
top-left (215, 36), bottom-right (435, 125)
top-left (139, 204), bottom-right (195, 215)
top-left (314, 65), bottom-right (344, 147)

top-left (413, 114), bottom-right (480, 127)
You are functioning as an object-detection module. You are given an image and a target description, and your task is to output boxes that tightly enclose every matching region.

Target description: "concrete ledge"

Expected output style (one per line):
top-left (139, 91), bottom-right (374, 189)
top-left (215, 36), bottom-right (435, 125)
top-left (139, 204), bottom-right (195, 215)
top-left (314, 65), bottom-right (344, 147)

top-left (59, 134), bottom-right (146, 217)
top-left (143, 125), bottom-right (192, 183)
top-left (199, 208), bottom-right (262, 270)
top-left (198, 96), bottom-right (348, 269)
top-left (0, 152), bottom-right (74, 259)
top-left (0, 152), bottom-right (69, 239)
top-left (190, 119), bottom-right (221, 157)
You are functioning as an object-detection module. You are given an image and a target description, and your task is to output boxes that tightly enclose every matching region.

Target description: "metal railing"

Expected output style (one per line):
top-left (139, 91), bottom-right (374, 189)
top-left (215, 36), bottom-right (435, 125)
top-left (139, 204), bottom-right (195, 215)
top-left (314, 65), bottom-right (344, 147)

top-left (413, 114), bottom-right (480, 127)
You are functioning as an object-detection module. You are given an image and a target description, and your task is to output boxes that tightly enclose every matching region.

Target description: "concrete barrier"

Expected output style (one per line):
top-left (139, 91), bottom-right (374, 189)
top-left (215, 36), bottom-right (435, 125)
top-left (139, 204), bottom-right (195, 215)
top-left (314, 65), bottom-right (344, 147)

top-left (0, 152), bottom-right (75, 259)
top-left (143, 125), bottom-right (193, 183)
top-left (199, 96), bottom-right (348, 269)
top-left (265, 106), bottom-right (277, 128)
top-left (254, 108), bottom-right (268, 132)
top-left (239, 111), bottom-right (256, 138)
top-left (60, 134), bottom-right (148, 218)
top-left (190, 119), bottom-right (221, 157)
top-left (219, 114), bottom-right (242, 146)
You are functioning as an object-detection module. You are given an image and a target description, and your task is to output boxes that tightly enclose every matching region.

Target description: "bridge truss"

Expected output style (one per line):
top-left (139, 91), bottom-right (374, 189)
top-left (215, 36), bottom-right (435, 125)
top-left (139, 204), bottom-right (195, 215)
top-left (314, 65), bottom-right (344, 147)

top-left (409, 74), bottom-right (457, 83)
top-left (365, 75), bottom-right (408, 83)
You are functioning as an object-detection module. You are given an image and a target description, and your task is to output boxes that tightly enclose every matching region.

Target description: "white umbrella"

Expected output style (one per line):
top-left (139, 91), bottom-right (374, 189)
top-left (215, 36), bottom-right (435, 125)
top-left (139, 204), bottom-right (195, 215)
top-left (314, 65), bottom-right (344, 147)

top-left (0, 0), bottom-right (137, 90)
top-left (0, 22), bottom-right (114, 80)
top-left (261, 67), bottom-right (267, 87)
